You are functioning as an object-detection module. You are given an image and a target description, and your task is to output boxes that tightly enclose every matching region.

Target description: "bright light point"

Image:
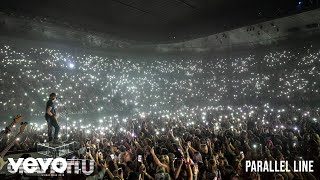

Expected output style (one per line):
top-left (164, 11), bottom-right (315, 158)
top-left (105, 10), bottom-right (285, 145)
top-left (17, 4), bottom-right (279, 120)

top-left (69, 63), bottom-right (75, 68)
top-left (140, 113), bottom-right (145, 118)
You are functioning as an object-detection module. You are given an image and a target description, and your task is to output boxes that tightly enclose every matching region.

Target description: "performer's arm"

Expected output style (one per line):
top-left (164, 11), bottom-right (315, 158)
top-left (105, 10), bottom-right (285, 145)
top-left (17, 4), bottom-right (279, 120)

top-left (47, 106), bottom-right (54, 116)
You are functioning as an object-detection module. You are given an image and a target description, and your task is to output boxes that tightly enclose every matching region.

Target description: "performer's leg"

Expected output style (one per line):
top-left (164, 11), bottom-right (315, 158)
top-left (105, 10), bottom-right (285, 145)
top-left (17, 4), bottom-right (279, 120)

top-left (51, 119), bottom-right (60, 140)
top-left (46, 118), bottom-right (53, 142)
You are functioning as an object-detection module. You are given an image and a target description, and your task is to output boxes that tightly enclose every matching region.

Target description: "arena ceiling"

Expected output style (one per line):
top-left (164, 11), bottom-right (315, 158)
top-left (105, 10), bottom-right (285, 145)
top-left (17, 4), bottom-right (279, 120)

top-left (0, 0), bottom-right (315, 43)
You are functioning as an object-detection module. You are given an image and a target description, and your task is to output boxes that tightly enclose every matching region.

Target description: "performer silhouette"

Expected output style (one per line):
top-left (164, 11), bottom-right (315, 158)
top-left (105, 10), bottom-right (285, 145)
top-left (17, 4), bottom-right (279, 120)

top-left (45, 93), bottom-right (62, 144)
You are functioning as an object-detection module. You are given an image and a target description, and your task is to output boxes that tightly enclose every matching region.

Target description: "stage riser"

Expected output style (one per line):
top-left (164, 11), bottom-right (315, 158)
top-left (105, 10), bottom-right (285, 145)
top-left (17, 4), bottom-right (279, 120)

top-left (37, 142), bottom-right (76, 158)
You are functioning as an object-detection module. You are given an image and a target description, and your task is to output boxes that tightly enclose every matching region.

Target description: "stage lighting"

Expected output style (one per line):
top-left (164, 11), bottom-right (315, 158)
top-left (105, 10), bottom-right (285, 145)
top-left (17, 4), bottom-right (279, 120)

top-left (69, 63), bottom-right (75, 69)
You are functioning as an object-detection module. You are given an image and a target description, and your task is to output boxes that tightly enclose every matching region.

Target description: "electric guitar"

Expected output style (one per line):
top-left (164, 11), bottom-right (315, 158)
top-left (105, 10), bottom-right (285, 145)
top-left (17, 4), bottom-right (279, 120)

top-left (53, 111), bottom-right (68, 121)
top-left (0, 122), bottom-right (28, 170)
top-left (53, 114), bottom-right (60, 121)
top-left (0, 115), bottom-right (23, 141)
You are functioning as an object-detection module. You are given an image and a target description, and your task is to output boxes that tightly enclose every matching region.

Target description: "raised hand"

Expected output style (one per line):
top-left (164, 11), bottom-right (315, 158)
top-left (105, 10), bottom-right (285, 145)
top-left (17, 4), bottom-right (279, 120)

top-left (193, 164), bottom-right (199, 175)
top-left (150, 146), bottom-right (155, 154)
top-left (139, 164), bottom-right (146, 173)
top-left (181, 158), bottom-right (185, 164)
top-left (187, 141), bottom-right (192, 147)
top-left (185, 145), bottom-right (189, 152)
top-left (102, 160), bottom-right (108, 169)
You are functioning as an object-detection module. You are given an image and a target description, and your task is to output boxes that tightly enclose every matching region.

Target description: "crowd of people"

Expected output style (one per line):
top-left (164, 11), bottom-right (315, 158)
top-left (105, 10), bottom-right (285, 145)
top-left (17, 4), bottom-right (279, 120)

top-left (2, 105), bottom-right (320, 179)
top-left (0, 44), bottom-right (319, 179)
top-left (0, 45), bottom-right (319, 117)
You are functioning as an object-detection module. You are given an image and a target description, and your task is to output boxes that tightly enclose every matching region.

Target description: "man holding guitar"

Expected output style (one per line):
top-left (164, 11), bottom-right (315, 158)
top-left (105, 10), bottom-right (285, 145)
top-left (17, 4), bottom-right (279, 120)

top-left (0, 122), bottom-right (28, 170)
top-left (45, 93), bottom-right (62, 145)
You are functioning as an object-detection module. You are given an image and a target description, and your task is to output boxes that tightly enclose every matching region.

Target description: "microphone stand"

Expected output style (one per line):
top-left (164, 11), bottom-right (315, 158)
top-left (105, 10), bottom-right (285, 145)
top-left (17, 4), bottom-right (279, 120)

top-left (59, 98), bottom-right (69, 142)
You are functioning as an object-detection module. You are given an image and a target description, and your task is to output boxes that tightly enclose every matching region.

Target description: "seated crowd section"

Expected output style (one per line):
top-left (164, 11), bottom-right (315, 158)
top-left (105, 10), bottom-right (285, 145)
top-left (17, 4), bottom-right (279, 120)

top-left (0, 44), bottom-right (319, 179)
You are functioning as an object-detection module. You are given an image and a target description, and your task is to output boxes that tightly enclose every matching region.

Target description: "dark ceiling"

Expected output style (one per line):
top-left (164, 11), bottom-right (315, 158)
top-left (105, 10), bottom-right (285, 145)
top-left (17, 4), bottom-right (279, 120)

top-left (0, 0), bottom-right (314, 43)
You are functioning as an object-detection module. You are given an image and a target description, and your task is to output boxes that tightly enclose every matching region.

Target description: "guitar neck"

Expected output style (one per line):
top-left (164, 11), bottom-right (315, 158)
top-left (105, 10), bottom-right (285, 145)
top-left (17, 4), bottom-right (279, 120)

top-left (0, 132), bottom-right (22, 158)
top-left (0, 121), bottom-right (17, 140)
top-left (6, 121), bottom-right (17, 133)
